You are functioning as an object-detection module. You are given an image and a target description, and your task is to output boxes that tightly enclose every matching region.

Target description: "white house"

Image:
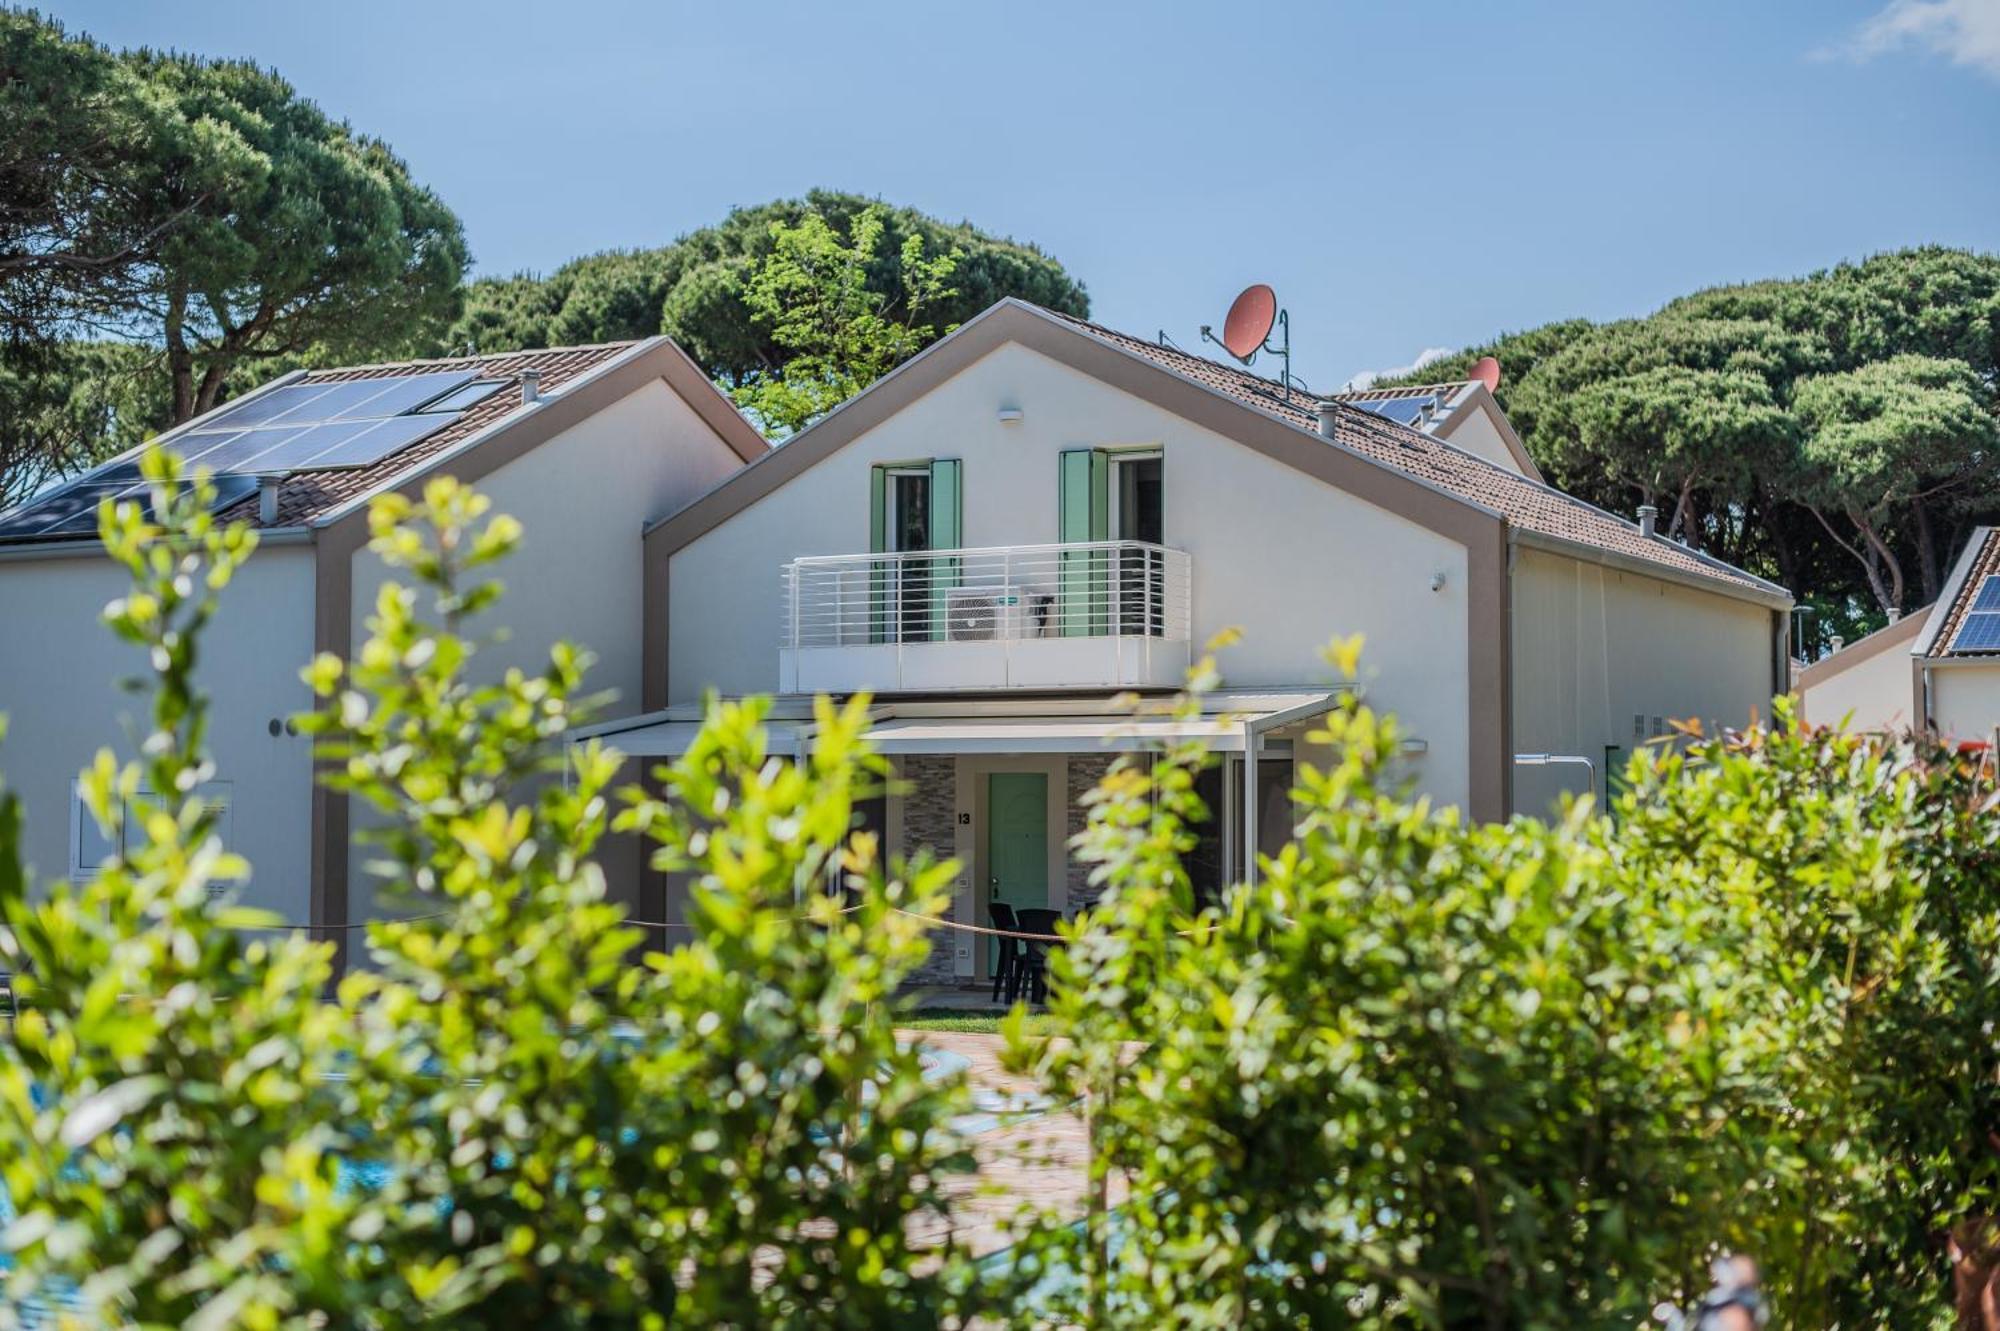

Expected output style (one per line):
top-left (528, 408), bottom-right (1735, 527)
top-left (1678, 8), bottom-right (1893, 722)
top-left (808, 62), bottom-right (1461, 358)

top-left (588, 299), bottom-right (1792, 986)
top-left (1798, 525), bottom-right (2000, 740)
top-left (0, 338), bottom-right (767, 949)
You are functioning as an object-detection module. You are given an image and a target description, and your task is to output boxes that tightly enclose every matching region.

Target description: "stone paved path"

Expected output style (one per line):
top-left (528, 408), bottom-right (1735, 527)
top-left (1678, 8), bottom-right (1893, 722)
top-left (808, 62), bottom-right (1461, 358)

top-left (907, 1030), bottom-right (1126, 1260)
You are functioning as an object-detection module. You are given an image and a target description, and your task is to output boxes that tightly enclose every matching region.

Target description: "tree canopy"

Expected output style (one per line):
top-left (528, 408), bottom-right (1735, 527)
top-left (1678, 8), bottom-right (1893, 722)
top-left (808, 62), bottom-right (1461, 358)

top-left (1383, 247), bottom-right (2000, 641)
top-left (444, 189), bottom-right (1091, 389)
top-left (730, 204), bottom-right (961, 435)
top-left (0, 11), bottom-right (469, 498)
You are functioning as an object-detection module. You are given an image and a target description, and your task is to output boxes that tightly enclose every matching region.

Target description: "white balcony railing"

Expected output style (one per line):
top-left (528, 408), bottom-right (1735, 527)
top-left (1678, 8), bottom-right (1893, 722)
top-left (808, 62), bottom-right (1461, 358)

top-left (779, 541), bottom-right (1192, 694)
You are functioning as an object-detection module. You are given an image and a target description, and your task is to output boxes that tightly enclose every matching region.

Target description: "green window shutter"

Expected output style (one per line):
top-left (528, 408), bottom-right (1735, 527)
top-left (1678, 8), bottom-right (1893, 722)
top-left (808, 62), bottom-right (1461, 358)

top-left (1058, 449), bottom-right (1110, 636)
top-left (869, 465), bottom-right (889, 642)
top-left (928, 458), bottom-right (961, 549)
top-left (1058, 449), bottom-right (1108, 542)
top-left (869, 465), bottom-right (889, 553)
top-left (928, 459), bottom-right (962, 642)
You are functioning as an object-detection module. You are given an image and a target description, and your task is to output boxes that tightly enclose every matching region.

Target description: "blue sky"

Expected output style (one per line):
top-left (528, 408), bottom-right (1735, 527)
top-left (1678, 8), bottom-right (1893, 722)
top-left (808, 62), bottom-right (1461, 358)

top-left (46, 0), bottom-right (2000, 389)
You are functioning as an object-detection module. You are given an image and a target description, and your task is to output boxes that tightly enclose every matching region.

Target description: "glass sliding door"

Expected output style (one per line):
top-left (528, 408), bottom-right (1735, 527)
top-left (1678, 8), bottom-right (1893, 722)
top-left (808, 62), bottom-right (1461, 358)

top-left (888, 467), bottom-right (932, 642)
top-left (1110, 452), bottom-right (1163, 635)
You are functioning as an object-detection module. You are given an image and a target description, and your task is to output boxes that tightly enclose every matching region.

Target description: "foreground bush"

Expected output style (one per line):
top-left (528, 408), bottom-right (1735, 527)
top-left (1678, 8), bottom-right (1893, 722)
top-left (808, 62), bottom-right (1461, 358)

top-left (3, 457), bottom-right (1998, 1329)
top-left (0, 460), bottom-right (992, 1328)
top-left (1016, 644), bottom-right (2000, 1331)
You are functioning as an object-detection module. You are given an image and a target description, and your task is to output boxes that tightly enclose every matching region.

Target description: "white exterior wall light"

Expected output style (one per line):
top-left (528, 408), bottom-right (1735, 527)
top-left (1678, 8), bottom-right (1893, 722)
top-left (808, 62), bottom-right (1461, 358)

top-left (997, 406), bottom-right (1024, 424)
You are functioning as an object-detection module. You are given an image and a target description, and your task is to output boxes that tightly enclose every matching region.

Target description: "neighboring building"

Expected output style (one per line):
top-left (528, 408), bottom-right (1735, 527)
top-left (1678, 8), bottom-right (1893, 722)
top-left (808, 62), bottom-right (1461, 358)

top-left (0, 339), bottom-right (767, 942)
top-left (1798, 525), bottom-right (2000, 741)
top-left (588, 299), bottom-right (1792, 986)
top-left (1332, 377), bottom-right (1543, 482)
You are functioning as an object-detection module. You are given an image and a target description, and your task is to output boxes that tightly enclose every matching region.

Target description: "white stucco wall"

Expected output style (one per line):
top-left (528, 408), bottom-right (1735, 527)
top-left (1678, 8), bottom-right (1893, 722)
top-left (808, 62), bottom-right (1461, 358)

top-left (668, 340), bottom-right (1475, 809)
top-left (1798, 629), bottom-right (1920, 733)
top-left (348, 378), bottom-right (746, 921)
top-left (1929, 665), bottom-right (2000, 742)
top-left (1510, 544), bottom-right (1777, 813)
top-left (0, 543), bottom-right (318, 920)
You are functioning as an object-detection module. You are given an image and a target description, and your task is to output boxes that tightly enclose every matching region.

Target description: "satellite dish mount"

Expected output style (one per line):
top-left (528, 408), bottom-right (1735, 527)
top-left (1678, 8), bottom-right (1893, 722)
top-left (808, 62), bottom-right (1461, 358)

top-left (1201, 283), bottom-right (1306, 402)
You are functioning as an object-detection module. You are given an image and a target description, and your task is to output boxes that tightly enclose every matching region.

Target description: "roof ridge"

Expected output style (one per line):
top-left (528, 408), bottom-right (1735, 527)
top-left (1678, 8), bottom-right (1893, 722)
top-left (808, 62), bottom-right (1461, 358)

top-left (304, 338), bottom-right (648, 377)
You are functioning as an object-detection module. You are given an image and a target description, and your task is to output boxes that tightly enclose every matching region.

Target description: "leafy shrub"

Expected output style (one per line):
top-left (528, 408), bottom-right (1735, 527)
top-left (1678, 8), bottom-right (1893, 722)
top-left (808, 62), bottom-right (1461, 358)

top-left (0, 463), bottom-right (996, 1328)
top-left (1013, 643), bottom-right (1744, 1329)
top-left (1615, 716), bottom-right (2000, 1329)
top-left (1016, 648), bottom-right (2000, 1331)
top-left (0, 452), bottom-right (358, 1326)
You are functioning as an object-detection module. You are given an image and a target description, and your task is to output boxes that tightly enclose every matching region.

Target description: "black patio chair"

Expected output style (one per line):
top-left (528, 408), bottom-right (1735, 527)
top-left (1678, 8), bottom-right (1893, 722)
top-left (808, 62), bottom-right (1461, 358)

top-left (1014, 908), bottom-right (1065, 1005)
top-left (988, 901), bottom-right (1024, 1004)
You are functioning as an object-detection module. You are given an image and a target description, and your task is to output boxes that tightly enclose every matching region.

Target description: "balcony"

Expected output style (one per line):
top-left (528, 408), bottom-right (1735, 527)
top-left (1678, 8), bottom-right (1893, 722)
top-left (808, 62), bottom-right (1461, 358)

top-left (779, 541), bottom-right (1192, 694)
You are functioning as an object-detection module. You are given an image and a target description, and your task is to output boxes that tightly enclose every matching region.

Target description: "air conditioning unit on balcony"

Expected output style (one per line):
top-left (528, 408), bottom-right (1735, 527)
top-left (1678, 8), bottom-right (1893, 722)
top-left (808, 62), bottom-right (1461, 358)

top-left (946, 589), bottom-right (997, 641)
top-left (946, 586), bottom-right (1055, 642)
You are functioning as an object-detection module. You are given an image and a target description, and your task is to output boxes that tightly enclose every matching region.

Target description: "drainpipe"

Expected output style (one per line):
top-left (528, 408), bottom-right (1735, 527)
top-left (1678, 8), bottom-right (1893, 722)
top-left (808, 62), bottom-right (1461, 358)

top-left (1242, 719), bottom-right (1260, 887)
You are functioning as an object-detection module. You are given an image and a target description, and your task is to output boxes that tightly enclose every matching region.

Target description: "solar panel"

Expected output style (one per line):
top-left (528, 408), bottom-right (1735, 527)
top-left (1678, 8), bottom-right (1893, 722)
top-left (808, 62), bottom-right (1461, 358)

top-left (1973, 575), bottom-right (2000, 612)
top-left (200, 371), bottom-right (476, 431)
top-left (0, 481), bottom-right (135, 539)
top-left (417, 380), bottom-right (506, 414)
top-left (329, 371), bottom-right (479, 419)
top-left (1, 367), bottom-right (488, 541)
top-left (161, 370), bottom-right (478, 476)
top-left (175, 426), bottom-right (312, 473)
top-left (205, 384), bottom-right (340, 428)
top-left (1953, 612), bottom-right (2000, 652)
top-left (288, 415), bottom-right (453, 469)
top-left (0, 469), bottom-right (263, 540)
top-left (1356, 396), bottom-right (1438, 427)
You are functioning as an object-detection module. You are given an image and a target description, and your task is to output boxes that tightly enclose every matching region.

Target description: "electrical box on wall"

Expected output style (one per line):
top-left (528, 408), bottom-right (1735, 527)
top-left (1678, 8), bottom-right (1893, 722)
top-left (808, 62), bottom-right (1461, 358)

top-left (952, 873), bottom-right (975, 977)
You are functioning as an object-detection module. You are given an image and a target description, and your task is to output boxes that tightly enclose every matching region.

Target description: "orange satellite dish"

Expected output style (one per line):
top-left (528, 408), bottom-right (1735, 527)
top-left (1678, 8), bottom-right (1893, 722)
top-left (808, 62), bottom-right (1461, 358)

top-left (1220, 284), bottom-right (1278, 362)
top-left (1471, 355), bottom-right (1502, 392)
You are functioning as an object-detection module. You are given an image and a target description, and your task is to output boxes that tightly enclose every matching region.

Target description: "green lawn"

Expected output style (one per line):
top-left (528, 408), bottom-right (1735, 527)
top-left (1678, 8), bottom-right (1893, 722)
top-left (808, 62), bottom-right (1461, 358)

top-left (899, 1008), bottom-right (1057, 1036)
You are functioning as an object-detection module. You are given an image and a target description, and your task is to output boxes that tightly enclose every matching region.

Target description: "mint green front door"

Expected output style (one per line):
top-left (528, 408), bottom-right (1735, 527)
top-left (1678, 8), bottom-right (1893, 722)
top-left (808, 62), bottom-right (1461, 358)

top-left (986, 772), bottom-right (1048, 973)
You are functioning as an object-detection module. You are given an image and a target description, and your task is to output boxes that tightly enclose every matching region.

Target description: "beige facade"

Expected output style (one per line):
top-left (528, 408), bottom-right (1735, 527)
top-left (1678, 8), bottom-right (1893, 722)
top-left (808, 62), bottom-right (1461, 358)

top-left (1928, 665), bottom-right (2000, 742)
top-left (1795, 614), bottom-right (1924, 733)
top-left (0, 541), bottom-right (319, 919)
top-left (1510, 545), bottom-right (1783, 809)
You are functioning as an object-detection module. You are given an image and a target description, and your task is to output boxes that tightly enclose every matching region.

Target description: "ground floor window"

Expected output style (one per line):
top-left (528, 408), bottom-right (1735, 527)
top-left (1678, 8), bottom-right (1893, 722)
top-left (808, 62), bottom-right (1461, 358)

top-left (71, 780), bottom-right (233, 891)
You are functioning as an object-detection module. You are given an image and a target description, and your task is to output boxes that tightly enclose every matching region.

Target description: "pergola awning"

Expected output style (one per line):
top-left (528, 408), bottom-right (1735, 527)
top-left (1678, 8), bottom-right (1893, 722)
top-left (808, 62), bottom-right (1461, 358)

top-left (572, 689), bottom-right (1347, 762)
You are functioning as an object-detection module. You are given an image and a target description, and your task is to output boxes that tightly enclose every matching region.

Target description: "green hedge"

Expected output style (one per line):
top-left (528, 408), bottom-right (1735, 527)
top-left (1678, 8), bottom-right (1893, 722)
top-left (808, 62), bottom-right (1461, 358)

top-left (3, 464), bottom-right (1996, 1328)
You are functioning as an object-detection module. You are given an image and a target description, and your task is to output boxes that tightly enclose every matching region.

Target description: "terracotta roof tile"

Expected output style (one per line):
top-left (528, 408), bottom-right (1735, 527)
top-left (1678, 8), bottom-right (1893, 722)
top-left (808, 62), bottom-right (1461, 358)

top-left (1048, 311), bottom-right (1783, 600)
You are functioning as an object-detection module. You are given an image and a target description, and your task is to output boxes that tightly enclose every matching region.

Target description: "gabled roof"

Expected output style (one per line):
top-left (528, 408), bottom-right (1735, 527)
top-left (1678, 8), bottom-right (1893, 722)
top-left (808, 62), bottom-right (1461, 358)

top-left (1043, 310), bottom-right (1787, 604)
top-left (1794, 609), bottom-right (1926, 690)
top-left (0, 337), bottom-right (765, 546)
top-left (249, 343), bottom-right (635, 528)
top-left (1920, 526), bottom-right (2000, 659)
